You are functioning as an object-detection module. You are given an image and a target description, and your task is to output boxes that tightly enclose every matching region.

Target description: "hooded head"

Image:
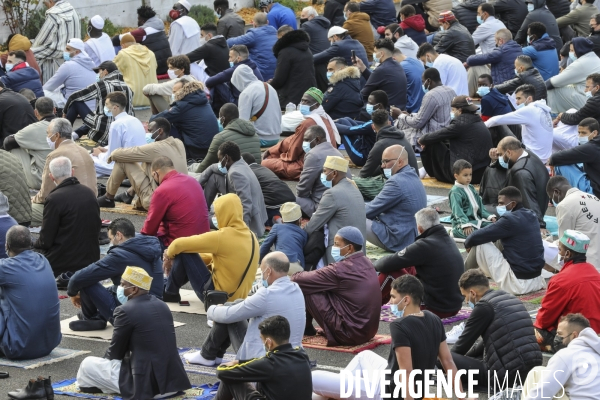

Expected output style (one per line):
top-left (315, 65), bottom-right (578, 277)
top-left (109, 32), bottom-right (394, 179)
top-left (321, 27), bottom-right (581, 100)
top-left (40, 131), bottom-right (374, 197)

top-left (8, 34), bottom-right (31, 52)
top-left (231, 64), bottom-right (258, 92)
top-left (213, 193), bottom-right (245, 230)
top-left (572, 37), bottom-right (594, 58)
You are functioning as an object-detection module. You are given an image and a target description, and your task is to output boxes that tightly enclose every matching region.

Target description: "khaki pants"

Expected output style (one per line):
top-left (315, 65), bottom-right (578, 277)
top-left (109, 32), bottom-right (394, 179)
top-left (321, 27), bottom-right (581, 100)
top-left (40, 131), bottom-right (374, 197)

top-left (467, 65), bottom-right (490, 97)
top-left (31, 202), bottom-right (44, 226)
top-left (521, 366), bottom-right (570, 400)
top-left (10, 148), bottom-right (42, 190)
top-left (149, 95), bottom-right (170, 113)
top-left (106, 162), bottom-right (155, 210)
top-left (288, 261), bottom-right (303, 275)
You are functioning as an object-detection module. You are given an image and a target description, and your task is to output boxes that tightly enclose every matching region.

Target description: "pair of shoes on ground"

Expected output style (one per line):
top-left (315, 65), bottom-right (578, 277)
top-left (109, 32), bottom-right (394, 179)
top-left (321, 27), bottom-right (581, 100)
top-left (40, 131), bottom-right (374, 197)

top-left (183, 351), bottom-right (223, 366)
top-left (55, 272), bottom-right (72, 290)
top-left (8, 376), bottom-right (53, 400)
top-left (68, 312), bottom-right (107, 332)
top-left (97, 191), bottom-right (134, 208)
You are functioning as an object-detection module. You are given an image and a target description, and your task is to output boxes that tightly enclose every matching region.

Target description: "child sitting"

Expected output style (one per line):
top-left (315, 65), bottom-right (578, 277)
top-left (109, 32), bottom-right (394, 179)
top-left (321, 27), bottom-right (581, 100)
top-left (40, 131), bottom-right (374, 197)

top-left (259, 202), bottom-right (308, 275)
top-left (449, 160), bottom-right (496, 239)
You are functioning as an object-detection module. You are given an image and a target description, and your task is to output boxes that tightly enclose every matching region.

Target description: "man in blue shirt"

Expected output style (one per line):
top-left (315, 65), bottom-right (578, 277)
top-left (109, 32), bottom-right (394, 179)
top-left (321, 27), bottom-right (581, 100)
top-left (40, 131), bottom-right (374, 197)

top-left (0, 225), bottom-right (61, 359)
top-left (260, 0), bottom-right (297, 30)
top-left (392, 48), bottom-right (424, 113)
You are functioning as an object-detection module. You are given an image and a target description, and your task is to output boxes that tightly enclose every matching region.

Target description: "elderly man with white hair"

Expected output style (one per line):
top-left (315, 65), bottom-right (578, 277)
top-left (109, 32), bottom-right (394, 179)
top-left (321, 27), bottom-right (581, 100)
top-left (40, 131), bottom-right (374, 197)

top-left (31, 118), bottom-right (97, 226)
top-left (42, 38), bottom-right (97, 113)
top-left (83, 16), bottom-right (116, 68)
top-left (34, 156), bottom-right (101, 281)
top-left (374, 208), bottom-right (465, 317)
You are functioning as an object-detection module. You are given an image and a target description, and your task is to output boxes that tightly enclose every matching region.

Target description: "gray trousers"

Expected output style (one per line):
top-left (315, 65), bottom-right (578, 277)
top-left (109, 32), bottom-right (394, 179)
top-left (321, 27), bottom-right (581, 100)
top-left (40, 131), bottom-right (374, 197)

top-left (31, 203), bottom-right (44, 226)
top-left (215, 381), bottom-right (259, 400)
top-left (198, 167), bottom-right (227, 209)
top-left (366, 219), bottom-right (391, 252)
top-left (200, 320), bottom-right (248, 360)
top-left (148, 95), bottom-right (170, 113)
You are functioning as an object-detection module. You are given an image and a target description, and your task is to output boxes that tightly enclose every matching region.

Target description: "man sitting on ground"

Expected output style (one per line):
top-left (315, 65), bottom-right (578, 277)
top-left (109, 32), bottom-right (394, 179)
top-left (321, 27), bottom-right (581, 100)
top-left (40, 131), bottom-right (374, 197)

top-left (292, 227), bottom-right (380, 346)
top-left (366, 145), bottom-right (427, 252)
top-left (67, 218), bottom-right (164, 331)
top-left (260, 204), bottom-right (307, 272)
top-left (0, 50), bottom-right (43, 97)
top-left (198, 141), bottom-right (267, 238)
top-left (0, 225), bottom-right (61, 359)
top-left (296, 126), bottom-right (346, 218)
top-left (533, 231), bottom-right (600, 352)
top-left (76, 267), bottom-right (191, 398)
top-left (33, 157), bottom-right (101, 283)
top-left (465, 186), bottom-right (547, 295)
top-left (452, 269), bottom-right (542, 394)
top-left (3, 97), bottom-right (54, 190)
top-left (91, 92), bottom-right (146, 177)
top-left (184, 252), bottom-right (305, 366)
top-left (522, 314), bottom-right (600, 399)
top-left (216, 315), bottom-right (312, 400)
top-left (477, 74), bottom-right (513, 121)
top-left (95, 118), bottom-right (187, 211)
top-left (495, 55), bottom-right (547, 100)
top-left (547, 176), bottom-right (600, 270)
top-left (141, 156), bottom-right (210, 249)
top-left (375, 208), bottom-right (464, 317)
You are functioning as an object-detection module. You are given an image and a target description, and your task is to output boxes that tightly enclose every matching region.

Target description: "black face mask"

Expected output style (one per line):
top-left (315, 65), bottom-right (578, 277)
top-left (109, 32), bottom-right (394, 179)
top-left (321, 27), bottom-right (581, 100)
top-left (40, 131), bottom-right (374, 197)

top-left (300, 18), bottom-right (308, 25)
top-left (553, 334), bottom-right (568, 352)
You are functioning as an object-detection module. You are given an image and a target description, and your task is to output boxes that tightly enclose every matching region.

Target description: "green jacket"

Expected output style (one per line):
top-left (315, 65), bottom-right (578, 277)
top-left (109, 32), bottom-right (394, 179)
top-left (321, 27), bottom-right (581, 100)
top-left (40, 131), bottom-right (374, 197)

top-left (557, 3), bottom-right (598, 38)
top-left (192, 118), bottom-right (261, 173)
top-left (0, 150), bottom-right (32, 224)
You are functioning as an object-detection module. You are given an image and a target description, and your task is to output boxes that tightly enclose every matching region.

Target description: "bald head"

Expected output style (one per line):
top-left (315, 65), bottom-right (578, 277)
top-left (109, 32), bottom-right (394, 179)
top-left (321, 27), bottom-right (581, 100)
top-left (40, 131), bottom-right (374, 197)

top-left (497, 136), bottom-right (523, 166)
top-left (261, 251), bottom-right (290, 285)
top-left (6, 225), bottom-right (32, 256)
top-left (381, 145), bottom-right (408, 177)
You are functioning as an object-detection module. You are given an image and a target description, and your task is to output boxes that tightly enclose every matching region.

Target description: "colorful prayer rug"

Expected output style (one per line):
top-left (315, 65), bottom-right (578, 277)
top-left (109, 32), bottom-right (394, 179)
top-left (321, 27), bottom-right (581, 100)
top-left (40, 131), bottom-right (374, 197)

top-left (52, 378), bottom-right (219, 399)
top-left (489, 282), bottom-right (547, 304)
top-left (178, 348), bottom-right (236, 376)
top-left (440, 216), bottom-right (559, 237)
top-left (301, 334), bottom-right (392, 353)
top-left (380, 306), bottom-right (472, 324)
top-left (0, 348), bottom-right (89, 369)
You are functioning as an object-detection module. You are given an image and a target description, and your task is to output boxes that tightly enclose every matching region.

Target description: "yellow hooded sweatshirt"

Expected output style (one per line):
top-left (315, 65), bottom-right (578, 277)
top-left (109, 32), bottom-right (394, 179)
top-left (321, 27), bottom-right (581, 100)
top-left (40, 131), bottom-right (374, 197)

top-left (167, 193), bottom-right (259, 301)
top-left (113, 43), bottom-right (158, 107)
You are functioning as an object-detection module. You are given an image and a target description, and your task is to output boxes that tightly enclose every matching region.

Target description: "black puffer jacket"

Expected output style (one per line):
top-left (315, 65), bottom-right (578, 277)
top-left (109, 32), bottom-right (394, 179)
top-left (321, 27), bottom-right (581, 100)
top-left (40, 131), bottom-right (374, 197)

top-left (515, 0), bottom-right (563, 51)
top-left (142, 31), bottom-right (172, 75)
top-left (434, 20), bottom-right (475, 62)
top-left (492, 0), bottom-right (529, 37)
top-left (546, 0), bottom-right (571, 18)
top-left (271, 30), bottom-right (316, 108)
top-left (0, 150), bottom-right (31, 224)
top-left (324, 0), bottom-right (349, 27)
top-left (495, 68), bottom-right (547, 100)
top-left (560, 91), bottom-right (600, 127)
top-left (419, 112), bottom-right (493, 172)
top-left (360, 125), bottom-right (419, 178)
top-left (589, 30), bottom-right (600, 57)
top-left (300, 16), bottom-right (331, 55)
top-left (452, 0), bottom-right (485, 34)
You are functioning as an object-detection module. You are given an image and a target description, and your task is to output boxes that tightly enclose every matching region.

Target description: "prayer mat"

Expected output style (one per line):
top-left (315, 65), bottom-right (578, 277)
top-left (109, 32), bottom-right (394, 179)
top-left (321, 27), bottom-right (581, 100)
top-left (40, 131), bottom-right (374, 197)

top-left (166, 289), bottom-right (207, 315)
top-left (365, 241), bottom-right (394, 261)
top-left (489, 282), bottom-right (547, 304)
top-left (301, 334), bottom-right (391, 353)
top-left (61, 316), bottom-right (185, 340)
top-left (0, 348), bottom-right (90, 369)
top-left (59, 295), bottom-right (69, 299)
top-left (179, 348), bottom-right (236, 376)
top-left (380, 306), bottom-right (472, 324)
top-left (52, 378), bottom-right (219, 400)
top-left (440, 215), bottom-right (559, 237)
top-left (100, 202), bottom-right (147, 216)
top-left (426, 195), bottom-right (447, 206)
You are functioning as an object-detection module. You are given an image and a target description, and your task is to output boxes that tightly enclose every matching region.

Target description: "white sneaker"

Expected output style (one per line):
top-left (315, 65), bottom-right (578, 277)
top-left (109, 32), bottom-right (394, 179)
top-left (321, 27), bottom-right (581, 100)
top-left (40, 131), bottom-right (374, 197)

top-left (184, 351), bottom-right (217, 366)
top-left (207, 319), bottom-right (214, 328)
top-left (446, 322), bottom-right (465, 344)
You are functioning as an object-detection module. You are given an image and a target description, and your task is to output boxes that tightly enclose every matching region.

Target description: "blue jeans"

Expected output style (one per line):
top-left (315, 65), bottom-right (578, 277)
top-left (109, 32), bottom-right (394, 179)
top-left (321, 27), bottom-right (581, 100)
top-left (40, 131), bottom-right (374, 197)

top-left (555, 164), bottom-right (593, 194)
top-left (165, 253), bottom-right (213, 302)
top-left (80, 283), bottom-right (120, 324)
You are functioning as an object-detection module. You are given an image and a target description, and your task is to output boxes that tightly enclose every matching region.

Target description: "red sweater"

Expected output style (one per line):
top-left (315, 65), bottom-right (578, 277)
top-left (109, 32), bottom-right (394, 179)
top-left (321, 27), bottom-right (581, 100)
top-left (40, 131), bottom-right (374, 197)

top-left (141, 171), bottom-right (210, 246)
top-left (534, 258), bottom-right (600, 332)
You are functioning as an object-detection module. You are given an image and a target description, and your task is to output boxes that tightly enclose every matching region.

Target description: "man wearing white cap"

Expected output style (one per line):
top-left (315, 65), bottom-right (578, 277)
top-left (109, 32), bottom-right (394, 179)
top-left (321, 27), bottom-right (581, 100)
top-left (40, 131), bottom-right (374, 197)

top-left (77, 267), bottom-right (191, 399)
top-left (84, 16), bottom-right (116, 68)
top-left (32, 0), bottom-right (81, 83)
top-left (313, 26), bottom-right (369, 70)
top-left (168, 1), bottom-right (202, 56)
top-left (43, 38), bottom-right (97, 115)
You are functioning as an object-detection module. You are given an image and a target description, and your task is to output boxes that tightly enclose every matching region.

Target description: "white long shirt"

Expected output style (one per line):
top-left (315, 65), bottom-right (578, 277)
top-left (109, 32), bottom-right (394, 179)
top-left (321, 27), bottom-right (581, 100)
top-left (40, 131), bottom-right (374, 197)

top-left (485, 100), bottom-right (553, 163)
top-left (472, 16), bottom-right (507, 55)
top-left (168, 16), bottom-right (202, 56)
top-left (95, 112), bottom-right (146, 170)
top-left (83, 33), bottom-right (116, 67)
top-left (433, 54), bottom-right (469, 96)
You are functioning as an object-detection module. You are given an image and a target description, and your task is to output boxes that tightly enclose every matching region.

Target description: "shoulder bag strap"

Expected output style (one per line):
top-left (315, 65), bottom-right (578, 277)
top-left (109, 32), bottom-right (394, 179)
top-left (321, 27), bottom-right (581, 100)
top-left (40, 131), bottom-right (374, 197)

top-left (251, 83), bottom-right (270, 122)
top-left (227, 232), bottom-right (256, 297)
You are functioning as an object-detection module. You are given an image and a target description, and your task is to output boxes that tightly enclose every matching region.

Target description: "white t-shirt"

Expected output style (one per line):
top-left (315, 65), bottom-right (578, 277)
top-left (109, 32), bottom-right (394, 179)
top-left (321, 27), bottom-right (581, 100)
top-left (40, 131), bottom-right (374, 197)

top-left (433, 54), bottom-right (468, 96)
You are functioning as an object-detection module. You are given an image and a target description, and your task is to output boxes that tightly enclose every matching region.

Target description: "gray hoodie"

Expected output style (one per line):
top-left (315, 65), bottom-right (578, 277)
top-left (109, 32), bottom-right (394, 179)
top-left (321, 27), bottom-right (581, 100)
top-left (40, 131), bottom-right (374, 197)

top-left (42, 53), bottom-right (97, 110)
top-left (231, 65), bottom-right (281, 143)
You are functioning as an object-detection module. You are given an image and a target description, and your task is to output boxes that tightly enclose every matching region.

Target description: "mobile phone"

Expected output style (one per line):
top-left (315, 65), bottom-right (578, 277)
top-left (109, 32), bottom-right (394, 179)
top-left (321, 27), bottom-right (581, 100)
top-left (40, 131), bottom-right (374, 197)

top-left (179, 301), bottom-right (190, 306)
top-left (351, 50), bottom-right (356, 62)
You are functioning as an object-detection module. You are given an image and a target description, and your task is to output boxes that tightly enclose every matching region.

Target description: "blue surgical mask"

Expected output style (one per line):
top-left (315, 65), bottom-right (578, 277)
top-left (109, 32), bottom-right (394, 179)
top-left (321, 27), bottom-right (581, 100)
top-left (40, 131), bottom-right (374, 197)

top-left (527, 3), bottom-right (534, 12)
top-left (476, 16), bottom-right (483, 24)
top-left (104, 105), bottom-right (112, 117)
top-left (326, 71), bottom-right (333, 80)
top-left (171, 93), bottom-right (176, 103)
top-left (366, 104), bottom-right (374, 115)
top-left (425, 61), bottom-right (433, 68)
top-left (514, 68), bottom-right (520, 76)
top-left (212, 216), bottom-right (219, 228)
top-left (383, 168), bottom-right (393, 179)
top-left (585, 90), bottom-right (593, 98)
top-left (498, 155), bottom-right (509, 169)
top-left (390, 296), bottom-right (408, 318)
top-left (116, 286), bottom-right (130, 304)
top-left (496, 205), bottom-right (507, 216)
top-left (331, 244), bottom-right (349, 262)
top-left (217, 157), bottom-right (228, 174)
top-left (467, 293), bottom-right (475, 309)
top-left (422, 84), bottom-right (429, 94)
top-left (477, 86), bottom-right (490, 97)
top-left (527, 35), bottom-right (532, 44)
top-left (569, 52), bottom-right (577, 62)
top-left (299, 104), bottom-right (313, 116)
top-left (516, 103), bottom-right (525, 110)
top-left (4, 63), bottom-right (13, 72)
top-left (373, 52), bottom-right (380, 64)
top-left (320, 171), bottom-right (332, 188)
top-left (343, 12), bottom-right (348, 21)
top-left (579, 136), bottom-right (590, 145)
top-left (145, 133), bottom-right (155, 144)
top-left (261, 269), bottom-right (269, 288)
top-left (229, 61), bottom-right (234, 68)
top-left (302, 141), bottom-right (312, 154)
top-left (439, 26), bottom-right (445, 32)
top-left (63, 52), bottom-right (71, 61)
top-left (96, 73), bottom-right (101, 82)
top-left (450, 112), bottom-right (455, 120)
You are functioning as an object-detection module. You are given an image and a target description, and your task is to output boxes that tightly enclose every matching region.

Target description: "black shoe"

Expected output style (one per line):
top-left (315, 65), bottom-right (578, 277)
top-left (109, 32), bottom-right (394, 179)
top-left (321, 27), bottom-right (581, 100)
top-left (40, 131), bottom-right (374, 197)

top-left (8, 379), bottom-right (47, 399)
top-left (121, 179), bottom-right (131, 188)
top-left (162, 288), bottom-right (181, 303)
top-left (97, 195), bottom-right (115, 208)
top-left (69, 319), bottom-right (107, 331)
top-left (37, 377), bottom-right (53, 400)
top-left (56, 272), bottom-right (72, 290)
top-left (114, 191), bottom-right (134, 204)
top-left (79, 387), bottom-right (102, 394)
top-left (304, 323), bottom-right (317, 337)
top-left (98, 231), bottom-right (110, 245)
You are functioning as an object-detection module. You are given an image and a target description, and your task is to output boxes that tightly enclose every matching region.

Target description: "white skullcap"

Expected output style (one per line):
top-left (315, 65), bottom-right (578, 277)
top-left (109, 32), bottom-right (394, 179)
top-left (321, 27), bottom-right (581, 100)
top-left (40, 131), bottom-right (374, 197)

top-left (90, 15), bottom-right (104, 30)
top-left (327, 26), bottom-right (347, 38)
top-left (178, 0), bottom-right (192, 11)
top-left (67, 38), bottom-right (85, 52)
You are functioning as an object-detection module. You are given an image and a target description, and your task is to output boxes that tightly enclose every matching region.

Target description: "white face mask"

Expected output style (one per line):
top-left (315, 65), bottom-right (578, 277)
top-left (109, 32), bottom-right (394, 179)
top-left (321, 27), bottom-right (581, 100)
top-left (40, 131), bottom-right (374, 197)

top-left (167, 69), bottom-right (178, 80)
top-left (46, 134), bottom-right (57, 150)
